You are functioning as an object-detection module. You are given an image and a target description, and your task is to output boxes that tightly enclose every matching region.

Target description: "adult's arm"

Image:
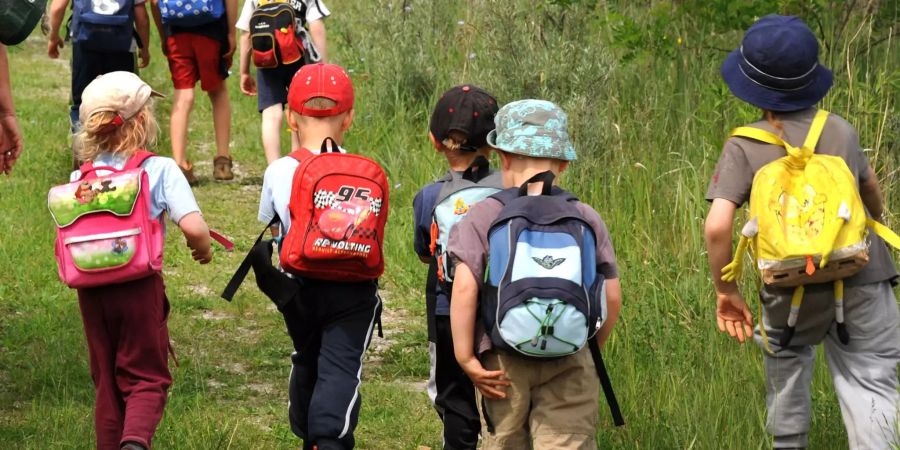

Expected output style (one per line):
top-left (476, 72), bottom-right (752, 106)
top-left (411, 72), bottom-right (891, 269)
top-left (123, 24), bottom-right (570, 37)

top-left (0, 44), bottom-right (23, 175)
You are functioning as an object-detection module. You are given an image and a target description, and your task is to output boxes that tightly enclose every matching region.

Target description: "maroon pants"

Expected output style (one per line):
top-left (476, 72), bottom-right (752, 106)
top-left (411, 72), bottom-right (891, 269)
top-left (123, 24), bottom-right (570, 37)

top-left (77, 273), bottom-right (172, 450)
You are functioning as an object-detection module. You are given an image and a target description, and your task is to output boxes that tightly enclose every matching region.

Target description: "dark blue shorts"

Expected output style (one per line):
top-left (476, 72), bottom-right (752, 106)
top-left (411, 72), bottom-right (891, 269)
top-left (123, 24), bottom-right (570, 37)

top-left (256, 61), bottom-right (303, 112)
top-left (71, 43), bottom-right (135, 127)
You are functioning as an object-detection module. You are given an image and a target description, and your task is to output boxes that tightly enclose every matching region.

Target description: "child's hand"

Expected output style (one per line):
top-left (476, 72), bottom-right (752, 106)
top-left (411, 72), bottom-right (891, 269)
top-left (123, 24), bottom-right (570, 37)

top-left (459, 357), bottom-right (510, 400)
top-left (191, 245), bottom-right (213, 264)
top-left (47, 35), bottom-right (63, 59)
top-left (224, 33), bottom-right (236, 68)
top-left (138, 47), bottom-right (150, 68)
top-left (240, 73), bottom-right (257, 96)
top-left (716, 291), bottom-right (753, 343)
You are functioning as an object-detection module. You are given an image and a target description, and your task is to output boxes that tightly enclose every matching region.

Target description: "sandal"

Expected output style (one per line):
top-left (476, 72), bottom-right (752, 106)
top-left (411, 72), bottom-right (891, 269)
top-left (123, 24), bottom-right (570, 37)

top-left (213, 155), bottom-right (234, 181)
top-left (180, 161), bottom-right (199, 186)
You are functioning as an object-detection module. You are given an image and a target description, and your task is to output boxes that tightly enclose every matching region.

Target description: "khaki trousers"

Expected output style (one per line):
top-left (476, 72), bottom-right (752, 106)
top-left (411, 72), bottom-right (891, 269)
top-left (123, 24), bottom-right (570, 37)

top-left (479, 347), bottom-right (600, 450)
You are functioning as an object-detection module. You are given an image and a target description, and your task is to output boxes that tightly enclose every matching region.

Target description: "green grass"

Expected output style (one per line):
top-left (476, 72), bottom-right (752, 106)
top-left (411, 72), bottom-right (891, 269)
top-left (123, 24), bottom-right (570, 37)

top-left (1, 1), bottom-right (898, 449)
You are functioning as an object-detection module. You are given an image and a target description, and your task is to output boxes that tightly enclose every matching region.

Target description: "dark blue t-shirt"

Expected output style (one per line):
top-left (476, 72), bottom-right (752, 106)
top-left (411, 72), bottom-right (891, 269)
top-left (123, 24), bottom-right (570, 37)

top-left (413, 181), bottom-right (450, 316)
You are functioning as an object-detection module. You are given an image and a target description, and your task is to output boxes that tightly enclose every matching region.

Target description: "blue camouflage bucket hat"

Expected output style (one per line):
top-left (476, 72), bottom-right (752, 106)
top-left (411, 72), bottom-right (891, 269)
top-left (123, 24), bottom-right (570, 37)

top-left (486, 100), bottom-right (577, 161)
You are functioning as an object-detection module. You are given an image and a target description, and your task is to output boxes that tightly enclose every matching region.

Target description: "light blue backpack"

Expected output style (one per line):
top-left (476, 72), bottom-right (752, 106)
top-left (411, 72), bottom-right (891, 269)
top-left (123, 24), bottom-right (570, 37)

top-left (482, 171), bottom-right (605, 357)
top-left (430, 156), bottom-right (502, 285)
top-left (159, 0), bottom-right (224, 27)
top-left (481, 171), bottom-right (624, 426)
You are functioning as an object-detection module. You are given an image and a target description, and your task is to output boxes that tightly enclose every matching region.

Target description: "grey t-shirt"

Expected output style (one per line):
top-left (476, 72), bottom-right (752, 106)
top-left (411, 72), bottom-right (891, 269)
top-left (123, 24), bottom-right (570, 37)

top-left (706, 107), bottom-right (897, 286)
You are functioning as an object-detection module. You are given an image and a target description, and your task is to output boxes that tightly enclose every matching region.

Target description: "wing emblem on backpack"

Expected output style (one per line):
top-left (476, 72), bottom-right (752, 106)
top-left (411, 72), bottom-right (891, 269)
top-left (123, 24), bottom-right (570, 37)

top-left (533, 255), bottom-right (566, 270)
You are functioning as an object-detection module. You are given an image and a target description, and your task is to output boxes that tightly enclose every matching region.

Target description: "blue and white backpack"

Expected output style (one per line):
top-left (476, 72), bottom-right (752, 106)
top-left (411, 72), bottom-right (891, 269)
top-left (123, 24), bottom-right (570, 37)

top-left (480, 171), bottom-right (624, 426)
top-left (71, 0), bottom-right (135, 52)
top-left (482, 171), bottom-right (606, 358)
top-left (159, 0), bottom-right (224, 27)
top-left (430, 156), bottom-right (502, 285)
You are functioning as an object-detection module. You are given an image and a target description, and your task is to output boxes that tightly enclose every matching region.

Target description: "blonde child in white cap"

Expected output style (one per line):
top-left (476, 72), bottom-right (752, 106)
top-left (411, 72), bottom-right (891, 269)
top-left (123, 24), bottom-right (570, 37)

top-left (70, 71), bottom-right (211, 450)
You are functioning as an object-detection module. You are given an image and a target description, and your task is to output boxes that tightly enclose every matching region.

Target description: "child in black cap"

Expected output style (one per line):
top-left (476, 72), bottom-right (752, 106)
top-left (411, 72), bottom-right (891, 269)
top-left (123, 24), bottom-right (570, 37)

top-left (412, 84), bottom-right (500, 449)
top-left (705, 14), bottom-right (899, 449)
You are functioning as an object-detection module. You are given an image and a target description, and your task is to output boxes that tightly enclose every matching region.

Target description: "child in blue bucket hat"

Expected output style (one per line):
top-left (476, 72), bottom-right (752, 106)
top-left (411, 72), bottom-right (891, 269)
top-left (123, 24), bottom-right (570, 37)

top-left (705, 14), bottom-right (900, 449)
top-left (447, 100), bottom-right (623, 449)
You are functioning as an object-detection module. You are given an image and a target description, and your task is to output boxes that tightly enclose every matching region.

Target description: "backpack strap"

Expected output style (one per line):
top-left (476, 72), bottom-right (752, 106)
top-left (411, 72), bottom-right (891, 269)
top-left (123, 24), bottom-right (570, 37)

top-left (588, 338), bottom-right (625, 427)
top-left (730, 126), bottom-right (786, 147)
top-left (802, 109), bottom-right (829, 150)
top-left (462, 156), bottom-right (491, 183)
top-left (221, 215), bottom-right (281, 301)
top-left (517, 171), bottom-right (555, 196)
top-left (320, 137), bottom-right (340, 154)
top-left (288, 147), bottom-right (315, 163)
top-left (77, 150), bottom-right (156, 180)
top-left (729, 110), bottom-right (830, 161)
top-left (867, 219), bottom-right (900, 250)
top-left (124, 150), bottom-right (156, 170)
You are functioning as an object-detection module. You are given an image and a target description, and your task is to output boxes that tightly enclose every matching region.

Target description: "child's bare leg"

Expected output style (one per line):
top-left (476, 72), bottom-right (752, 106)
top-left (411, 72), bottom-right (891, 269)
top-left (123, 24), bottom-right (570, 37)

top-left (261, 104), bottom-right (283, 164)
top-left (171, 88), bottom-right (195, 168)
top-left (208, 83), bottom-right (231, 158)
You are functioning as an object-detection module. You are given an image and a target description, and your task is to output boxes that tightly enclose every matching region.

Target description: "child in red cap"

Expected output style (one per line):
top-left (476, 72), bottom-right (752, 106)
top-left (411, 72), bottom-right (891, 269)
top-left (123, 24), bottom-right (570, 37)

top-left (257, 63), bottom-right (380, 450)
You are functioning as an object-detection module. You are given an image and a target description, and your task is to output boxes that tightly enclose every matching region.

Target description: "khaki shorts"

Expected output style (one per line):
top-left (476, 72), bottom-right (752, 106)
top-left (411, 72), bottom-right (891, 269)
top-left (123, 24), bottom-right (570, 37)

top-left (479, 347), bottom-right (600, 450)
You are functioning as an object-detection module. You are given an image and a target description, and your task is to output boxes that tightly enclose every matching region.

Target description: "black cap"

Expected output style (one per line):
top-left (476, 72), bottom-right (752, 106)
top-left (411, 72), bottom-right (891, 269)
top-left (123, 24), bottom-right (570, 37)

top-left (429, 85), bottom-right (498, 151)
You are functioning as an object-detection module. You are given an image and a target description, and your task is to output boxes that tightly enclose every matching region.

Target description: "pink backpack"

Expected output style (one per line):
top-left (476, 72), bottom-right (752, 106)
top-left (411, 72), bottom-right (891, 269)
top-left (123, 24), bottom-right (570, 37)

top-left (48, 151), bottom-right (164, 289)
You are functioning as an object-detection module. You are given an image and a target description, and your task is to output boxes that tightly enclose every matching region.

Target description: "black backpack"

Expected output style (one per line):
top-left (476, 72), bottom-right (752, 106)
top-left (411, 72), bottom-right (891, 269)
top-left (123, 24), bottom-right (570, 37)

top-left (249, 1), bottom-right (303, 68)
top-left (0, 0), bottom-right (48, 45)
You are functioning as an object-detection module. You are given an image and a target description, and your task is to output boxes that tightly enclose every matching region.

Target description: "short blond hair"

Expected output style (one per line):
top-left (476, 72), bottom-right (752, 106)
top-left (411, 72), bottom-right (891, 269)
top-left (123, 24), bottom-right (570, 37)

top-left (304, 97), bottom-right (338, 110)
top-left (440, 130), bottom-right (469, 152)
top-left (75, 102), bottom-right (158, 162)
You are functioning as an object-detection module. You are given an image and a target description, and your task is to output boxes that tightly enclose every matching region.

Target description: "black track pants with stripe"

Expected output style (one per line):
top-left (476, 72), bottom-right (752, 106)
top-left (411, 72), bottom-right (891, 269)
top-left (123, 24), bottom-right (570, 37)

top-left (281, 278), bottom-right (381, 450)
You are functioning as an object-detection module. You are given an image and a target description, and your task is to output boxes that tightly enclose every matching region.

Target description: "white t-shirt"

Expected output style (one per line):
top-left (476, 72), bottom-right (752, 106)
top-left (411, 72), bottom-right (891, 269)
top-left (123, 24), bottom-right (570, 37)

top-left (236, 0), bottom-right (330, 32)
top-left (71, 152), bottom-right (201, 225)
top-left (258, 145), bottom-right (344, 234)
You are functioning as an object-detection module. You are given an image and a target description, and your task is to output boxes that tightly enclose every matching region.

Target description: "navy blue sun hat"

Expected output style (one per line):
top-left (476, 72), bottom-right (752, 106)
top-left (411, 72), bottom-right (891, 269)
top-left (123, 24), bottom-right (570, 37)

top-left (721, 14), bottom-right (833, 112)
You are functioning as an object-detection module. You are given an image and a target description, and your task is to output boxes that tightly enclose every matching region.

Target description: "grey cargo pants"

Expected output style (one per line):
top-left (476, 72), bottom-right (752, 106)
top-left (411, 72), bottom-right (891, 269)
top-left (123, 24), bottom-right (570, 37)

top-left (756, 280), bottom-right (900, 449)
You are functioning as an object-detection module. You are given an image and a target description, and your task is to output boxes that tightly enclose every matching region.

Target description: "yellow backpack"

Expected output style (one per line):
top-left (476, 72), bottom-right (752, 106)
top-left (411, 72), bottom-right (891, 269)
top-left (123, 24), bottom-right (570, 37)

top-left (720, 110), bottom-right (900, 350)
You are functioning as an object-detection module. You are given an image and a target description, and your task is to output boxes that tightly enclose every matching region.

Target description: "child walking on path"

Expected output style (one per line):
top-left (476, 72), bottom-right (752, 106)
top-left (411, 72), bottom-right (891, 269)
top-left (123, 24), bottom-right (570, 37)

top-left (150, 0), bottom-right (238, 184)
top-left (448, 100), bottom-right (622, 449)
top-left (69, 72), bottom-right (212, 450)
top-left (47, 0), bottom-right (151, 131)
top-left (237, 0), bottom-right (329, 164)
top-left (704, 15), bottom-right (900, 449)
top-left (412, 84), bottom-right (500, 449)
top-left (257, 63), bottom-right (380, 450)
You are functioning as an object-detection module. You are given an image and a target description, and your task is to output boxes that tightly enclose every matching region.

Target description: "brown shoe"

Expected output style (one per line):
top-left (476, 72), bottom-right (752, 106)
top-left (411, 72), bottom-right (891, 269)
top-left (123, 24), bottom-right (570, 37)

top-left (213, 155), bottom-right (234, 181)
top-left (180, 161), bottom-right (199, 186)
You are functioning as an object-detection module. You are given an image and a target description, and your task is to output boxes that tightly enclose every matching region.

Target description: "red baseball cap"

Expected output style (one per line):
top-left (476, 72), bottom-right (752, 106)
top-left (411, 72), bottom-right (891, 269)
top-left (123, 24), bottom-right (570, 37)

top-left (287, 63), bottom-right (355, 117)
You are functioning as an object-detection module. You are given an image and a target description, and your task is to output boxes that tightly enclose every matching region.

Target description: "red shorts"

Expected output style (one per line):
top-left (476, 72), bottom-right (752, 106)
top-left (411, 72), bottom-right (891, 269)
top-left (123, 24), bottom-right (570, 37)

top-left (165, 33), bottom-right (225, 91)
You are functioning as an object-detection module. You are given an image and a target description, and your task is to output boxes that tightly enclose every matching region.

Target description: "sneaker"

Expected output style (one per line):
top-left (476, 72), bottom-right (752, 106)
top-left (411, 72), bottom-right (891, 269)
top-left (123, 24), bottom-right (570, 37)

top-left (180, 161), bottom-right (199, 186)
top-left (213, 156), bottom-right (234, 181)
top-left (120, 442), bottom-right (146, 450)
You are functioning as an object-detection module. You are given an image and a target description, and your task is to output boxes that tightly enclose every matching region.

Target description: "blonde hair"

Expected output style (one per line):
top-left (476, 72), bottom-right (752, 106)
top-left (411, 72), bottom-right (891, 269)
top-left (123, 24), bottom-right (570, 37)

top-left (765, 110), bottom-right (784, 138)
top-left (296, 97), bottom-right (349, 129)
top-left (305, 97), bottom-right (337, 110)
top-left (441, 130), bottom-right (468, 152)
top-left (75, 102), bottom-right (158, 162)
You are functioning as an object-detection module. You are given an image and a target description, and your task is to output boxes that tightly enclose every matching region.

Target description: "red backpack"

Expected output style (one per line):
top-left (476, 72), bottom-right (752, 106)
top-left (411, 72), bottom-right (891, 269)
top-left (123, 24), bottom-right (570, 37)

top-left (280, 138), bottom-right (389, 281)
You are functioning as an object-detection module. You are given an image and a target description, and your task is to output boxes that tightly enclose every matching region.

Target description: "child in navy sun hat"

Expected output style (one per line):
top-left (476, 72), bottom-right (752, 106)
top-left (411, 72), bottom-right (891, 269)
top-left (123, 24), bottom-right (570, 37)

top-left (707, 14), bottom-right (900, 450)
